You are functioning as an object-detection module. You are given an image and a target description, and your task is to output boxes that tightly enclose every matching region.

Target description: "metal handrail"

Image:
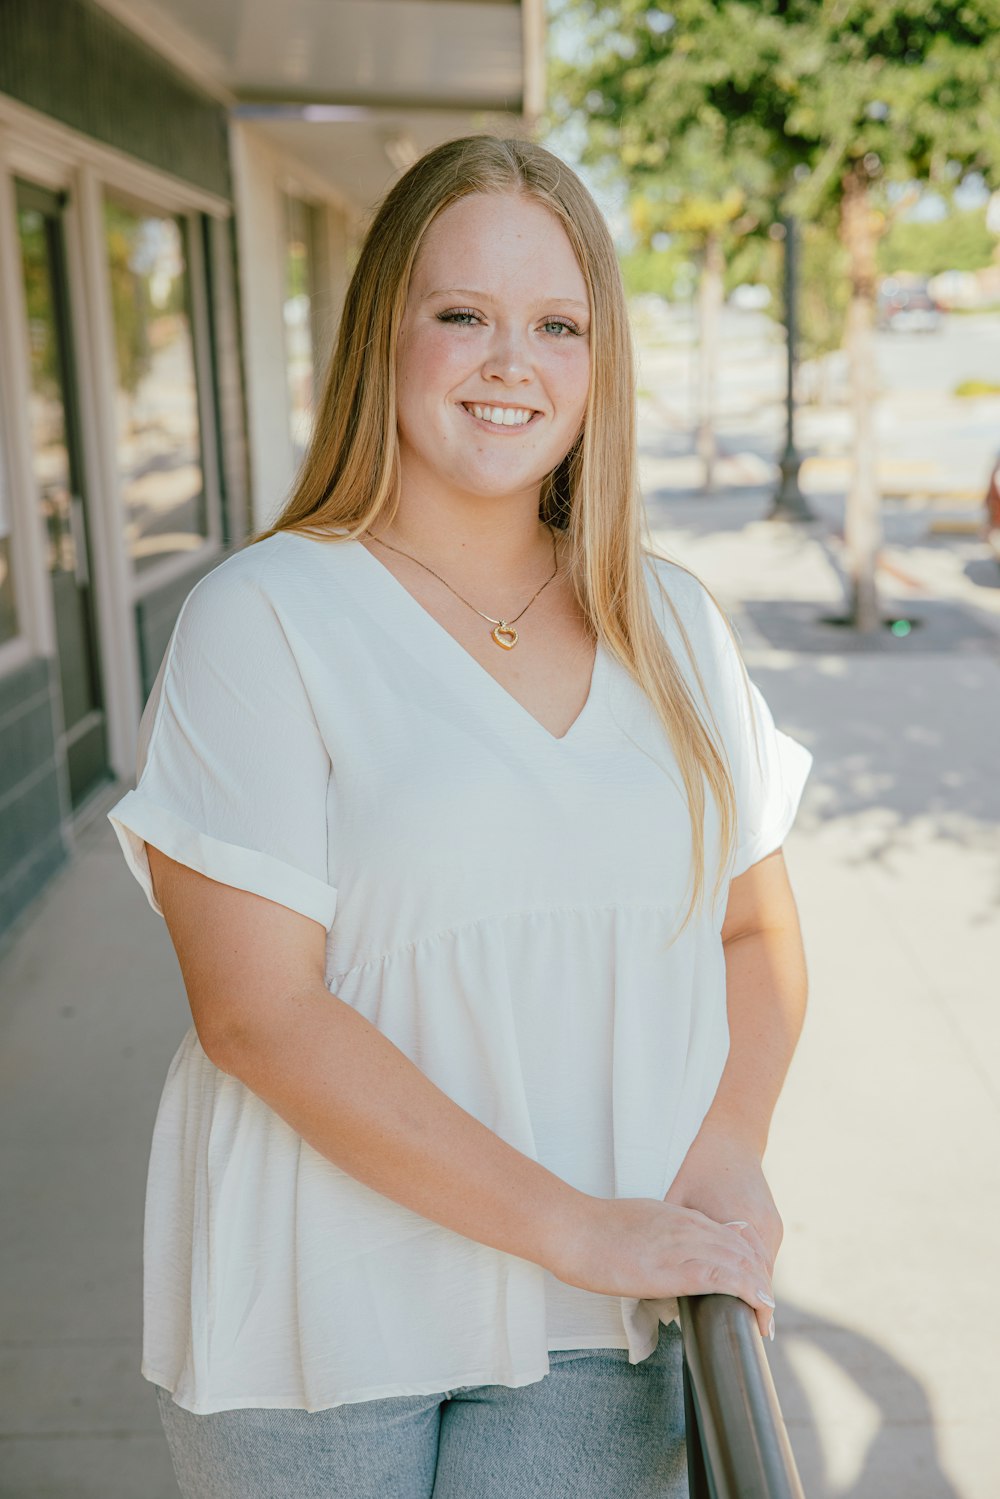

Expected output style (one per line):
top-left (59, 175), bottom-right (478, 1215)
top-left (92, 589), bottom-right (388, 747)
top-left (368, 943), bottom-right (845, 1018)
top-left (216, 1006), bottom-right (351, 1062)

top-left (679, 1294), bottom-right (806, 1499)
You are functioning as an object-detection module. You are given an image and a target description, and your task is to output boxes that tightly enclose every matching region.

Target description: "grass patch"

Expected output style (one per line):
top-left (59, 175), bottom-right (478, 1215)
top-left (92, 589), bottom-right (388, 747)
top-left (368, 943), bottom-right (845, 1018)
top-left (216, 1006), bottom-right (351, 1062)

top-left (954, 378), bottom-right (1000, 397)
top-left (944, 303), bottom-right (1000, 316)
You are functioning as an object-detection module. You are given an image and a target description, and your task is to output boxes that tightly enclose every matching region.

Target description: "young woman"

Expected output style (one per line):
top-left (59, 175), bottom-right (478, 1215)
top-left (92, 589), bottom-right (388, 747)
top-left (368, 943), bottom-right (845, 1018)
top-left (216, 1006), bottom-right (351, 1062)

top-left (107, 134), bottom-right (812, 1498)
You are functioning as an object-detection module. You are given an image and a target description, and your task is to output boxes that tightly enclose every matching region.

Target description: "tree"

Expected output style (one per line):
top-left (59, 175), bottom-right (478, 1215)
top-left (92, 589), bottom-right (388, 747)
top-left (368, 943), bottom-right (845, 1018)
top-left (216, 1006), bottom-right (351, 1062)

top-left (879, 203), bottom-right (997, 277)
top-left (549, 0), bottom-right (1000, 630)
top-left (629, 129), bottom-right (771, 490)
top-left (727, 222), bottom-right (850, 381)
top-left (551, 23), bottom-right (775, 493)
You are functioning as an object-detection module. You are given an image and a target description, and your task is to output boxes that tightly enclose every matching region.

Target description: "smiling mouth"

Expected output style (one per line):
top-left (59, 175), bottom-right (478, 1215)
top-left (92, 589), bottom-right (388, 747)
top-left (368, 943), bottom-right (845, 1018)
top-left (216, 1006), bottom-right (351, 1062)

top-left (461, 402), bottom-right (542, 429)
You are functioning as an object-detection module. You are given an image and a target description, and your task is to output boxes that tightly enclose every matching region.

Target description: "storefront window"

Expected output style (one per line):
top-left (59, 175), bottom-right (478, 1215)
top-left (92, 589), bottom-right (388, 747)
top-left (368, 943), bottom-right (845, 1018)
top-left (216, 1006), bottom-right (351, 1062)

top-left (104, 195), bottom-right (207, 573)
top-left (0, 424), bottom-right (17, 646)
top-left (283, 194), bottom-right (317, 466)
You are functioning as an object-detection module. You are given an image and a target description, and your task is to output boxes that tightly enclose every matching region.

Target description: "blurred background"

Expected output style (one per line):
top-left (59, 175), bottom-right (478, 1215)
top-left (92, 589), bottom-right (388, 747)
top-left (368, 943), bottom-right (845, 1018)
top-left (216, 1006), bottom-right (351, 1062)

top-left (0, 2), bottom-right (997, 1496)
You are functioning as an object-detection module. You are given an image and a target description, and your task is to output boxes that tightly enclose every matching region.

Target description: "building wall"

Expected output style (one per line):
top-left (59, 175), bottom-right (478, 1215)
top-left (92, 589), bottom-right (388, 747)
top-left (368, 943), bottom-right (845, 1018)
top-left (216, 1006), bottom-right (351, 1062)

top-left (0, 9), bottom-right (363, 948)
top-left (0, 657), bottom-right (66, 937)
top-left (0, 0), bottom-right (230, 200)
top-left (204, 214), bottom-right (251, 553)
top-left (229, 121), bottom-right (355, 532)
top-left (0, 0), bottom-right (241, 944)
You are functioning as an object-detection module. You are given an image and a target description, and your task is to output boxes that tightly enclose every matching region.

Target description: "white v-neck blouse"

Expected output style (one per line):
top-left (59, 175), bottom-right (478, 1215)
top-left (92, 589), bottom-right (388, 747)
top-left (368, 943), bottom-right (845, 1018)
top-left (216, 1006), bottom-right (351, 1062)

top-left (107, 528), bottom-right (812, 1414)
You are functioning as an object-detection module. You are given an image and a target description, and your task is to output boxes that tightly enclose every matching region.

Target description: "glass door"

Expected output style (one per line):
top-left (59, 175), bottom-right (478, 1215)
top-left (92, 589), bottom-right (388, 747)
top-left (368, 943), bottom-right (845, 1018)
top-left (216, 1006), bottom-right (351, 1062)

top-left (16, 180), bottom-right (110, 808)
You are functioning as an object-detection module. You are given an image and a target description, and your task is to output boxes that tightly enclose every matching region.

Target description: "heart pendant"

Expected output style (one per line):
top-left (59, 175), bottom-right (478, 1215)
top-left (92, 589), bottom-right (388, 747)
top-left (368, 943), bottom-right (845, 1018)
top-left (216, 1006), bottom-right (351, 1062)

top-left (492, 622), bottom-right (518, 650)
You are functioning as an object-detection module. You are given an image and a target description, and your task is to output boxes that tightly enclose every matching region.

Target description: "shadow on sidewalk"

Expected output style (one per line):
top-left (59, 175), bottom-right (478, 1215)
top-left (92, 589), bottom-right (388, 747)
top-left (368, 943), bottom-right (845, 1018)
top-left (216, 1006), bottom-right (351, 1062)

top-left (768, 1300), bottom-right (961, 1499)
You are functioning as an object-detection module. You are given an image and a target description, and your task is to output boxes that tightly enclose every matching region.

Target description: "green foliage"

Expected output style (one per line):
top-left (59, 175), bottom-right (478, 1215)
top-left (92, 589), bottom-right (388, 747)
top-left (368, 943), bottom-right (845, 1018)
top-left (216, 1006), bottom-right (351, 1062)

top-left (549, 0), bottom-right (1000, 365)
top-left (878, 207), bottom-right (997, 276)
top-left (103, 199), bottom-right (192, 398)
top-left (104, 199), bottom-right (153, 398)
top-left (797, 224), bottom-right (852, 357)
top-left (619, 244), bottom-right (693, 299)
top-left (16, 209), bottom-right (61, 398)
top-left (549, 0), bottom-right (1000, 218)
top-left (723, 221), bottom-right (850, 357)
top-left (723, 233), bottom-right (775, 296)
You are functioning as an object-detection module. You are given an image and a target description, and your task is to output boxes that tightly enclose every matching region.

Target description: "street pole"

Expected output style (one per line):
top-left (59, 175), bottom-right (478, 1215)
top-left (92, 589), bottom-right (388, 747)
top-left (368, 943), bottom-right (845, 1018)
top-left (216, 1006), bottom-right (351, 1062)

top-left (770, 212), bottom-right (813, 520)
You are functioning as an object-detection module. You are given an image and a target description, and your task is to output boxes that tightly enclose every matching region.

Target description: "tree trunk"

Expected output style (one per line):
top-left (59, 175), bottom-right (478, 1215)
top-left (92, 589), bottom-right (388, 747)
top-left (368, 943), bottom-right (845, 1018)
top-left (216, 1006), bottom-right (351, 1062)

top-left (697, 230), bottom-right (724, 494)
top-left (840, 169), bottom-right (882, 632)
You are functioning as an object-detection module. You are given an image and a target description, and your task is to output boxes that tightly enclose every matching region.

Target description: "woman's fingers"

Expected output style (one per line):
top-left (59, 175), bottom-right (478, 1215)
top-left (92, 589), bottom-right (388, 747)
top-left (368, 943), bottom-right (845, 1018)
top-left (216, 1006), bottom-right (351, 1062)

top-left (726, 1218), bottom-right (773, 1274)
top-left (683, 1248), bottom-right (775, 1337)
top-left (692, 1224), bottom-right (773, 1313)
top-left (721, 1218), bottom-right (777, 1335)
top-left (701, 1215), bottom-right (775, 1338)
top-left (683, 1206), bottom-right (770, 1280)
top-left (695, 1219), bottom-right (771, 1291)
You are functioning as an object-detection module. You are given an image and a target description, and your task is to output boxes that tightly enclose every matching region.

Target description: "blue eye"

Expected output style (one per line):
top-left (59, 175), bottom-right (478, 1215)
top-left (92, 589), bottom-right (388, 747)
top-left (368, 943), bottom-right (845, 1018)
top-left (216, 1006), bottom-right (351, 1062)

top-left (437, 309), bottom-right (583, 336)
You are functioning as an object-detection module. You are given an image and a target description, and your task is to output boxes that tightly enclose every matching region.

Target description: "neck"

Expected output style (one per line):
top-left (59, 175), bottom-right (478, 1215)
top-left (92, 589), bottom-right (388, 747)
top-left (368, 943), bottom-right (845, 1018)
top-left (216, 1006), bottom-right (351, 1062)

top-left (376, 491), bottom-right (556, 577)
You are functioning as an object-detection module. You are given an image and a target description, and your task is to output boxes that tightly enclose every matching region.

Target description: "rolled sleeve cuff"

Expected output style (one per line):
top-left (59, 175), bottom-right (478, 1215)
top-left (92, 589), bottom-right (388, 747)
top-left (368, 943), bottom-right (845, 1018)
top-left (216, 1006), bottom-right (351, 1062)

top-left (732, 730), bottom-right (814, 878)
top-left (107, 789), bottom-right (339, 930)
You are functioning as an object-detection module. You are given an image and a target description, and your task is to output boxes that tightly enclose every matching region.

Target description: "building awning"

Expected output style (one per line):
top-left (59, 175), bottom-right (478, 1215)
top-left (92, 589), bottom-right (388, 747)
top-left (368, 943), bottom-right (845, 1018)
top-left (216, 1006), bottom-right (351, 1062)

top-left (95, 0), bottom-right (545, 207)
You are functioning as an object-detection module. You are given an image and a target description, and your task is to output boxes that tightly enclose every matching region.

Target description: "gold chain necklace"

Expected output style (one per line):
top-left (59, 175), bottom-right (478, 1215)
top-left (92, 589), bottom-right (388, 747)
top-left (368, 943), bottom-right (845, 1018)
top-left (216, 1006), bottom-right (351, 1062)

top-left (368, 525), bottom-right (560, 650)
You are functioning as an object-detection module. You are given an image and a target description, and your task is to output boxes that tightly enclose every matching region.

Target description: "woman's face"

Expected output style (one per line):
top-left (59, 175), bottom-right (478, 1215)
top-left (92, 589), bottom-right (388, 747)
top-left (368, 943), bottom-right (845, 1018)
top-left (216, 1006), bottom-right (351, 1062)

top-left (395, 191), bottom-right (591, 510)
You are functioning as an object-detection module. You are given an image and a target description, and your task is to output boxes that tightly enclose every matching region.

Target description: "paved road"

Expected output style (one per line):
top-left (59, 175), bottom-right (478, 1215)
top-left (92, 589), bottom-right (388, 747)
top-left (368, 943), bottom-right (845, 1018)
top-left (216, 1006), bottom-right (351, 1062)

top-left (635, 302), bottom-right (1000, 499)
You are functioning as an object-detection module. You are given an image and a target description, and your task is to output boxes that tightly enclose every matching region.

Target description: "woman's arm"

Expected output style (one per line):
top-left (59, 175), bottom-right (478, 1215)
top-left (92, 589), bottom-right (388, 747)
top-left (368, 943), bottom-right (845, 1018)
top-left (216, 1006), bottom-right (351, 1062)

top-left (147, 843), bottom-right (777, 1325)
top-left (664, 847), bottom-right (808, 1319)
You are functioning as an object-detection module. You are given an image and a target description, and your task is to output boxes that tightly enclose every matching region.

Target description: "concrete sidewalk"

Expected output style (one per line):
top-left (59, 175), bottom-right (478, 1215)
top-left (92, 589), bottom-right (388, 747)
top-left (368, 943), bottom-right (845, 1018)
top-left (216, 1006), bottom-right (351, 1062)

top-left (642, 476), bottom-right (1000, 1497)
top-left (2, 487), bottom-right (999, 1497)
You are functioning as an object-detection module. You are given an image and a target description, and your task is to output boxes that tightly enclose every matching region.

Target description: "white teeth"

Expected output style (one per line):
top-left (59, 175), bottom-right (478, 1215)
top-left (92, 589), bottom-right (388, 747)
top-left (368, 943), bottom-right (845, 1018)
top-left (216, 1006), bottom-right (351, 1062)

top-left (468, 404), bottom-right (534, 426)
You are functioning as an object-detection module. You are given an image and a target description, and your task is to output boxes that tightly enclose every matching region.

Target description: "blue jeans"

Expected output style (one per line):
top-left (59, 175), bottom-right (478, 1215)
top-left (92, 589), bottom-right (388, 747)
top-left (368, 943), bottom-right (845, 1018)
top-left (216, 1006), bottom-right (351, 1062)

top-left (154, 1324), bottom-right (687, 1498)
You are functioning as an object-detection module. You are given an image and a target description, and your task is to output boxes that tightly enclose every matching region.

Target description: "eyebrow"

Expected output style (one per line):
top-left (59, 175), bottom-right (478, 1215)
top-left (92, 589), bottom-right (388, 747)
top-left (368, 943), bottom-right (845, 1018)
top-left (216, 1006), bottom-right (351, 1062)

top-left (423, 288), bottom-right (590, 312)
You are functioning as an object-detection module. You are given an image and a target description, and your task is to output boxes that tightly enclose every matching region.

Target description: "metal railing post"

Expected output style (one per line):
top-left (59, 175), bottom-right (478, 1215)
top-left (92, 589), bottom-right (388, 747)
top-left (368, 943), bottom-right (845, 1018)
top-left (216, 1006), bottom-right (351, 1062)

top-left (683, 1353), bottom-right (715, 1499)
top-left (679, 1294), bottom-right (806, 1499)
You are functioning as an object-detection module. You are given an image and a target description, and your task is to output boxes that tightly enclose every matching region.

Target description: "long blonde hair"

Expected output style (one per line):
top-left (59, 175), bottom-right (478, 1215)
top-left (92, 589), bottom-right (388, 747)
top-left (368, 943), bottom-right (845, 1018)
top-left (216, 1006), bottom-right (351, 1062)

top-left (249, 134), bottom-right (753, 934)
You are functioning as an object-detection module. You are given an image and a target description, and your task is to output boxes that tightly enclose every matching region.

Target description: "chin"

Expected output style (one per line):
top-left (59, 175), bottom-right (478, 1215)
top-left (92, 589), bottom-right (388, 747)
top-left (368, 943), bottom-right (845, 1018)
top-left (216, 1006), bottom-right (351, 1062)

top-left (456, 470), bottom-right (552, 502)
top-left (484, 449), bottom-right (572, 487)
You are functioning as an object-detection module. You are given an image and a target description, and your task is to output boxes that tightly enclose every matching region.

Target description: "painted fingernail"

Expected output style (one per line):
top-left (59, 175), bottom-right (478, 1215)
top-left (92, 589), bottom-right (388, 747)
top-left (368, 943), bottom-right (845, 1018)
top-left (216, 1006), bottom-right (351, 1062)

top-left (768, 1315), bottom-right (775, 1341)
top-left (757, 1289), bottom-right (776, 1308)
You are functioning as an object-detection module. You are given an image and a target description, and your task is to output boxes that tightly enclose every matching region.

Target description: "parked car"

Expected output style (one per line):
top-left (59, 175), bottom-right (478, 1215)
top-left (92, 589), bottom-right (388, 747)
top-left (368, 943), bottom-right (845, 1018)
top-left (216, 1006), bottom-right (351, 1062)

top-left (876, 277), bottom-right (944, 333)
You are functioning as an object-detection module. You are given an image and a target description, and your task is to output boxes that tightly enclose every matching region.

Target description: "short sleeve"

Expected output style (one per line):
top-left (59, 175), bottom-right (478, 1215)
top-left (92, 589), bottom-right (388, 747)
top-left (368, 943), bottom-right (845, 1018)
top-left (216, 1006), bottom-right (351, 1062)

top-left (106, 562), bottom-right (338, 929)
top-left (648, 557), bottom-right (813, 880)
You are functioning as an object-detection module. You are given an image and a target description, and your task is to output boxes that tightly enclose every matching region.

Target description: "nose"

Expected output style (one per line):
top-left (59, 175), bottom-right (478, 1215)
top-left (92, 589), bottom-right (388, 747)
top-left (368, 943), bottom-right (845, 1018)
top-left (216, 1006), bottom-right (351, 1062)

top-left (481, 324), bottom-right (532, 385)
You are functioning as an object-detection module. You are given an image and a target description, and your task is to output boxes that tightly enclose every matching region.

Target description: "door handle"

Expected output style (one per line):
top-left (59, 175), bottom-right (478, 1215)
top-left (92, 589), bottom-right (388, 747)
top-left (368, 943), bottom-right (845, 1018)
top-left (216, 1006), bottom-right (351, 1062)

top-left (69, 495), bottom-right (90, 588)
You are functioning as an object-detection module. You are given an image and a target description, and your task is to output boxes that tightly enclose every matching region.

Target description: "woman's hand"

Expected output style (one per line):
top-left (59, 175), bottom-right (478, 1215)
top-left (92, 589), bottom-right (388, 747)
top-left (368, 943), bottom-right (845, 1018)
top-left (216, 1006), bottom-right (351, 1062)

top-left (549, 1195), bottom-right (776, 1332)
top-left (663, 1122), bottom-right (783, 1338)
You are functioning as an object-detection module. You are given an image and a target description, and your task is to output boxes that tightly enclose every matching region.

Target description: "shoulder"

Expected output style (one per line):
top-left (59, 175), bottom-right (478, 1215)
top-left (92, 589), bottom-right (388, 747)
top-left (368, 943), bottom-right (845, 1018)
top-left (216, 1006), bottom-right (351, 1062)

top-left (171, 531), bottom-right (328, 643)
top-left (155, 533), bottom-right (331, 694)
top-left (641, 549), bottom-right (751, 719)
top-left (642, 549), bottom-right (733, 643)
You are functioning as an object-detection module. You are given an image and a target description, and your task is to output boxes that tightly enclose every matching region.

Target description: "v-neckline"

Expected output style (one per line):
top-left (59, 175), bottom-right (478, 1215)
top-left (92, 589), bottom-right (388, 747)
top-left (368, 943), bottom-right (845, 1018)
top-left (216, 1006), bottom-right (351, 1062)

top-left (341, 533), bottom-right (605, 745)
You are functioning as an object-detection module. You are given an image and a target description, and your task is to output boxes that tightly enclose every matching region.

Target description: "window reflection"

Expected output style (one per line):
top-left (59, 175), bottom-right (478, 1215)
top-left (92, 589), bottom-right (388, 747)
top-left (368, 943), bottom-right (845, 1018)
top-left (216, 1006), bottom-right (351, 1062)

top-left (0, 427), bottom-right (18, 645)
top-left (104, 196), bottom-right (207, 572)
top-left (284, 194), bottom-right (317, 466)
top-left (18, 203), bottom-right (73, 619)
